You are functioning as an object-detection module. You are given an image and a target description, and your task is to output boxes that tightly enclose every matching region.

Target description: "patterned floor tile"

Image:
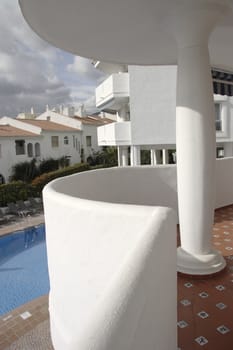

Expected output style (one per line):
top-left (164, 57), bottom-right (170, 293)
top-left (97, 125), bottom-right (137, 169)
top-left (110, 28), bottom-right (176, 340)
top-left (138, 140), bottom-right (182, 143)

top-left (178, 205), bottom-right (233, 350)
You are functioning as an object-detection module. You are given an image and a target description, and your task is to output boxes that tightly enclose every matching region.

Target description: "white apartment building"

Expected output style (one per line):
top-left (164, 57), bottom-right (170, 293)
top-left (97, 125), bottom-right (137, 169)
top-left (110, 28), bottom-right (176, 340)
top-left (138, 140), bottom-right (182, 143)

top-left (96, 64), bottom-right (233, 165)
top-left (0, 109), bottom-right (113, 182)
top-left (37, 108), bottom-right (113, 161)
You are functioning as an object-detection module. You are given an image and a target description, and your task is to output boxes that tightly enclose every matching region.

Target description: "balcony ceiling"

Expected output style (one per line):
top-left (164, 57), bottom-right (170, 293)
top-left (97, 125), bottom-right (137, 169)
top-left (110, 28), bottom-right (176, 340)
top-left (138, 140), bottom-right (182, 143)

top-left (19, 0), bottom-right (233, 70)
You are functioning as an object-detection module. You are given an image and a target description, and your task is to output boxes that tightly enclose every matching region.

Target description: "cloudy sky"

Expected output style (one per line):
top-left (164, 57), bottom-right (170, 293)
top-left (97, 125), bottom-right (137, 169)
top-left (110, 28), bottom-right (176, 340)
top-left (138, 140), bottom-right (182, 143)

top-left (0, 0), bottom-right (106, 117)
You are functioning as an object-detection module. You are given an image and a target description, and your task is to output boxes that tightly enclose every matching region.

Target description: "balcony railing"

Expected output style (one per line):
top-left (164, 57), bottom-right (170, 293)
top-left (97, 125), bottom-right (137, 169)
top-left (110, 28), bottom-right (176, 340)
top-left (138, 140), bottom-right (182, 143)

top-left (97, 121), bottom-right (131, 146)
top-left (96, 73), bottom-right (129, 110)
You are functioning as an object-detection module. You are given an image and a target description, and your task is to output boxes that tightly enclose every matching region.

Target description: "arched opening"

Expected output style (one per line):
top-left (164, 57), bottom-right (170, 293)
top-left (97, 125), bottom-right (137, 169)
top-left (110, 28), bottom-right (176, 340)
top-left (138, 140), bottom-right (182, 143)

top-left (27, 143), bottom-right (33, 157)
top-left (35, 142), bottom-right (41, 157)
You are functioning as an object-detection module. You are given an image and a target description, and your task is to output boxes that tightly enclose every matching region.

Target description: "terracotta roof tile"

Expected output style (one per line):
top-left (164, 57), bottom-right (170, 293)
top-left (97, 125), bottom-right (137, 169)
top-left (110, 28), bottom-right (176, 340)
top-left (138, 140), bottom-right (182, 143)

top-left (21, 119), bottom-right (80, 132)
top-left (74, 115), bottom-right (114, 125)
top-left (0, 125), bottom-right (38, 137)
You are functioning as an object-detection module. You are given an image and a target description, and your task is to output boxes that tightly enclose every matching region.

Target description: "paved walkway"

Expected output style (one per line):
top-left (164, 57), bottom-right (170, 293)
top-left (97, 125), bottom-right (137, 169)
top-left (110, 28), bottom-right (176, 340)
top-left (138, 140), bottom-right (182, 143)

top-left (0, 213), bottom-right (44, 237)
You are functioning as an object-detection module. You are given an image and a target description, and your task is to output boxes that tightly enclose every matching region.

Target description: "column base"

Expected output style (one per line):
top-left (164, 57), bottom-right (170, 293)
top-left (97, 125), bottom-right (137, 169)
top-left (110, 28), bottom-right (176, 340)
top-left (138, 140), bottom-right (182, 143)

top-left (177, 247), bottom-right (226, 275)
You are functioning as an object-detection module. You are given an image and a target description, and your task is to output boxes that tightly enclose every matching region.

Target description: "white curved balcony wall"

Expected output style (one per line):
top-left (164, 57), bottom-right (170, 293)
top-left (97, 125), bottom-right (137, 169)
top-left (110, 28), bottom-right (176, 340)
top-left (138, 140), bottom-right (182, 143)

top-left (55, 166), bottom-right (177, 209)
top-left (65, 158), bottom-right (233, 211)
top-left (96, 73), bottom-right (129, 110)
top-left (216, 157), bottom-right (233, 208)
top-left (98, 121), bottom-right (131, 146)
top-left (43, 158), bottom-right (233, 350)
top-left (43, 167), bottom-right (177, 350)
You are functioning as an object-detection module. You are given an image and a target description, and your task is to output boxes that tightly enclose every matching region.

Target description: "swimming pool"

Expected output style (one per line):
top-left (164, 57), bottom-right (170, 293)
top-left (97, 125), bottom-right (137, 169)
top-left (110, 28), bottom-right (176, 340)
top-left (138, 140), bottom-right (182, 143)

top-left (0, 225), bottom-right (50, 316)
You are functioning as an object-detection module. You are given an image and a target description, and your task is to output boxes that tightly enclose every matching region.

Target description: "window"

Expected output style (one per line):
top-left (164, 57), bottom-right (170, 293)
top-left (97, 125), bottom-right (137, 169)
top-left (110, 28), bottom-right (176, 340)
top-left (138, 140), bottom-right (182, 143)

top-left (27, 143), bottom-right (33, 157)
top-left (35, 142), bottom-right (41, 157)
top-left (86, 136), bottom-right (92, 147)
top-left (64, 136), bottom-right (69, 145)
top-left (215, 103), bottom-right (222, 131)
top-left (15, 140), bottom-right (25, 155)
top-left (0, 144), bottom-right (1, 158)
top-left (51, 136), bottom-right (59, 148)
top-left (216, 147), bottom-right (224, 158)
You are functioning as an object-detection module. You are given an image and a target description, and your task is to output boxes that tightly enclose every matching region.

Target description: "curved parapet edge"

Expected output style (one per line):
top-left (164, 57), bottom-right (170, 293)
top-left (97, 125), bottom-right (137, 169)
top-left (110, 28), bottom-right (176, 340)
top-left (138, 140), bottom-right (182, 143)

top-left (43, 174), bottom-right (177, 350)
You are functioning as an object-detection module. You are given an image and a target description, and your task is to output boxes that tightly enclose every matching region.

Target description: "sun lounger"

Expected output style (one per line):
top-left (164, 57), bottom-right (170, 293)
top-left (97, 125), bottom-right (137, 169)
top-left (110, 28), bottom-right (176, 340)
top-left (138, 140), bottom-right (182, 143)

top-left (7, 202), bottom-right (30, 217)
top-left (16, 200), bottom-right (37, 215)
top-left (28, 197), bottom-right (43, 212)
top-left (0, 208), bottom-right (16, 223)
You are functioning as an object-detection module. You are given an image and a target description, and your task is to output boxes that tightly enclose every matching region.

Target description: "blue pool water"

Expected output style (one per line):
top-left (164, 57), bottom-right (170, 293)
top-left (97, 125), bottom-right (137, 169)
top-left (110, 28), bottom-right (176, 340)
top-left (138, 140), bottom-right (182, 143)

top-left (0, 225), bottom-right (50, 316)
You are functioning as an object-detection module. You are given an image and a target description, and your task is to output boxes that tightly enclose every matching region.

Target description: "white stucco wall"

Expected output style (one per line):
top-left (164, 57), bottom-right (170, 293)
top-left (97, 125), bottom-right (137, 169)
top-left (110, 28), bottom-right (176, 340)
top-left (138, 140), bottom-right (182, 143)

top-left (129, 66), bottom-right (177, 146)
top-left (37, 111), bottom-right (103, 159)
top-left (96, 66), bottom-right (233, 151)
top-left (216, 157), bottom-right (233, 208)
top-left (96, 73), bottom-right (129, 110)
top-left (37, 131), bottom-right (82, 165)
top-left (97, 121), bottom-right (131, 146)
top-left (43, 171), bottom-right (177, 350)
top-left (57, 157), bottom-right (233, 215)
top-left (0, 130), bottom-right (82, 182)
top-left (0, 136), bottom-right (41, 181)
top-left (42, 157), bottom-right (233, 350)
top-left (58, 166), bottom-right (178, 210)
top-left (81, 124), bottom-right (102, 160)
top-left (37, 110), bottom-right (82, 130)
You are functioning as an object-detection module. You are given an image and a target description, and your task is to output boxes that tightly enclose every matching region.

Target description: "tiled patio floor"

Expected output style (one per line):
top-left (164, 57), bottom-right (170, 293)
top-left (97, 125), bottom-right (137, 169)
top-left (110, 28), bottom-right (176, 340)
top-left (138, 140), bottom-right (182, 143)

top-left (0, 213), bottom-right (44, 237)
top-left (178, 205), bottom-right (233, 349)
top-left (1, 206), bottom-right (233, 349)
top-left (0, 295), bottom-right (51, 349)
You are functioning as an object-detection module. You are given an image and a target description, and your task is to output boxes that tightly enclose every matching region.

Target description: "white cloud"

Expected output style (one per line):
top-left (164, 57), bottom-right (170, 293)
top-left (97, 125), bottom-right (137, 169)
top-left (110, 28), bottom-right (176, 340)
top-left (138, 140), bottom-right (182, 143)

top-left (66, 57), bottom-right (106, 113)
top-left (67, 57), bottom-right (102, 80)
top-left (0, 0), bottom-right (107, 117)
top-left (0, 0), bottom-right (71, 116)
top-left (66, 56), bottom-right (106, 89)
top-left (84, 95), bottom-right (100, 114)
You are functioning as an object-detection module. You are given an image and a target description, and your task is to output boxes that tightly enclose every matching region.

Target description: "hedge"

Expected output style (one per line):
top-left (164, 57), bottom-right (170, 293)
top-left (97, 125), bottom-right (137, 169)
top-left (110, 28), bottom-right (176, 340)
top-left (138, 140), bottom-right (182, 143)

top-left (0, 181), bottom-right (39, 207)
top-left (31, 162), bottom-right (90, 192)
top-left (0, 163), bottom-right (109, 207)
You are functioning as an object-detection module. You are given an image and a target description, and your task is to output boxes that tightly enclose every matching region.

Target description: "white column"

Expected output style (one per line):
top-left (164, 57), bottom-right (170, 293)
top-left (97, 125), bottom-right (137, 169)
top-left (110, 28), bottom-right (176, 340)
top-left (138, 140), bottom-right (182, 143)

top-left (130, 145), bottom-right (141, 166)
top-left (162, 149), bottom-right (169, 165)
top-left (176, 41), bottom-right (226, 274)
top-left (168, 3), bottom-right (229, 275)
top-left (121, 147), bottom-right (129, 166)
top-left (150, 149), bottom-right (155, 165)
top-left (117, 146), bottom-right (121, 167)
top-left (150, 149), bottom-right (159, 165)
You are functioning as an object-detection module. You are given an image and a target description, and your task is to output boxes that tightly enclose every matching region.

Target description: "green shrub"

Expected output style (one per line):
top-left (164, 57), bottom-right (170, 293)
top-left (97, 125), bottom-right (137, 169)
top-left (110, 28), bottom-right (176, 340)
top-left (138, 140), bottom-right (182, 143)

top-left (58, 156), bottom-right (70, 168)
top-left (11, 156), bottom-right (72, 184)
top-left (0, 181), bottom-right (39, 207)
top-left (38, 158), bottom-right (59, 174)
top-left (11, 159), bottom-right (39, 183)
top-left (32, 162), bottom-right (90, 192)
top-left (87, 147), bottom-right (118, 166)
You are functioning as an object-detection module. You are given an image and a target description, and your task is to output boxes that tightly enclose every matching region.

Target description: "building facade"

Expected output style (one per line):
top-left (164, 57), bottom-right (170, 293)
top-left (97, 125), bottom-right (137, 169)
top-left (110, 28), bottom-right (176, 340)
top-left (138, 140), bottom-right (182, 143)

top-left (96, 65), bottom-right (233, 165)
top-left (0, 109), bottom-right (113, 182)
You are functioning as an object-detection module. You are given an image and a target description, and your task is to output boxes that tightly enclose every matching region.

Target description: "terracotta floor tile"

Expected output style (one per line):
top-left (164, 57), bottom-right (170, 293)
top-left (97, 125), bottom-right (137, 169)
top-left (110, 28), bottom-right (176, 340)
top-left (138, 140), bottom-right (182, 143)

top-left (178, 205), bottom-right (233, 350)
